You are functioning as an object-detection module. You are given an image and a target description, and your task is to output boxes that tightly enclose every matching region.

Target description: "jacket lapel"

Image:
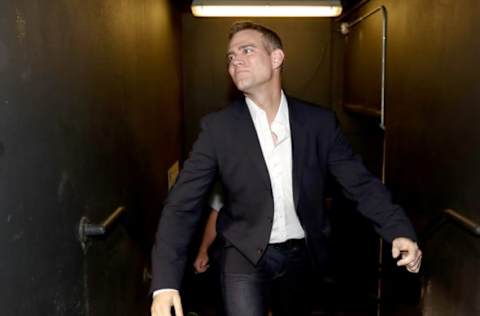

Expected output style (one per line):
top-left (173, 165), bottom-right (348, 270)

top-left (232, 100), bottom-right (272, 192)
top-left (288, 98), bottom-right (307, 210)
top-left (232, 97), bottom-right (307, 207)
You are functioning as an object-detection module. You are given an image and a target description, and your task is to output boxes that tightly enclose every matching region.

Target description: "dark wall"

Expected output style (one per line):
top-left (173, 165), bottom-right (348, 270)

top-left (336, 0), bottom-right (480, 315)
top-left (384, 0), bottom-right (480, 219)
top-left (331, 1), bottom-right (386, 177)
top-left (0, 0), bottom-right (182, 315)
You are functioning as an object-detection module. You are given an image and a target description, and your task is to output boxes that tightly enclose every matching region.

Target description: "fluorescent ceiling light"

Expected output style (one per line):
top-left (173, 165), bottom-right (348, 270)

top-left (191, 0), bottom-right (343, 17)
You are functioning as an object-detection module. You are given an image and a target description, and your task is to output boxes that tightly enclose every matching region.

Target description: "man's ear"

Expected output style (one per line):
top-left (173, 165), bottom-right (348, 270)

top-left (271, 49), bottom-right (285, 69)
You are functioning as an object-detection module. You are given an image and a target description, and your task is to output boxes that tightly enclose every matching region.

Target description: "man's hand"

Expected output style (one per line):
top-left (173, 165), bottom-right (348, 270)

top-left (151, 290), bottom-right (183, 316)
top-left (392, 237), bottom-right (422, 273)
top-left (193, 251), bottom-right (210, 273)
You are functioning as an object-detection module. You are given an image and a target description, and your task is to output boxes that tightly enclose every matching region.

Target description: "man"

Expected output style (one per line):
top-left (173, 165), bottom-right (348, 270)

top-left (151, 22), bottom-right (422, 316)
top-left (193, 185), bottom-right (222, 274)
top-left (192, 186), bottom-right (225, 316)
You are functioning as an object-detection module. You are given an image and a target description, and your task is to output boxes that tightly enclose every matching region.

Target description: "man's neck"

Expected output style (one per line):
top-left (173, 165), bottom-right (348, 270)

top-left (245, 88), bottom-right (282, 124)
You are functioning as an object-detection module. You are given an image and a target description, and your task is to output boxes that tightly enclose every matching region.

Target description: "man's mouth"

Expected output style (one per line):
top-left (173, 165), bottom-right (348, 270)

top-left (235, 69), bottom-right (249, 75)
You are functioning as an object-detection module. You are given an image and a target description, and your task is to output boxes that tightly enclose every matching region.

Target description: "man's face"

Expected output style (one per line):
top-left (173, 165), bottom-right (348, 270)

top-left (227, 29), bottom-right (278, 94)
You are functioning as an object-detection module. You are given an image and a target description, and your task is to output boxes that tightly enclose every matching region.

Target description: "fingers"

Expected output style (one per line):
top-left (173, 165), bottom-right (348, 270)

top-left (151, 303), bottom-right (171, 316)
top-left (391, 237), bottom-right (410, 258)
top-left (392, 237), bottom-right (423, 273)
top-left (195, 264), bottom-right (210, 274)
top-left (392, 246), bottom-right (400, 259)
top-left (193, 256), bottom-right (210, 273)
top-left (392, 237), bottom-right (415, 262)
top-left (159, 304), bottom-right (172, 316)
top-left (405, 249), bottom-right (422, 273)
top-left (193, 260), bottom-right (202, 273)
top-left (173, 294), bottom-right (184, 316)
top-left (151, 291), bottom-right (180, 316)
top-left (396, 248), bottom-right (416, 266)
top-left (151, 300), bottom-right (171, 316)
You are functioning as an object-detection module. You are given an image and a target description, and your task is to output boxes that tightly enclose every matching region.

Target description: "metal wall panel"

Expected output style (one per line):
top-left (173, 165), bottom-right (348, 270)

top-left (0, 0), bottom-right (183, 314)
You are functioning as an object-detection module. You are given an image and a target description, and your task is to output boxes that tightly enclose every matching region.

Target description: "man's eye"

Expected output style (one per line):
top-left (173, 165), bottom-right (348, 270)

top-left (243, 48), bottom-right (253, 54)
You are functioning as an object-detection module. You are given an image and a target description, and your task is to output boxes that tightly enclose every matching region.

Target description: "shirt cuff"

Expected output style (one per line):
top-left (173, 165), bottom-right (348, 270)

top-left (153, 289), bottom-right (179, 297)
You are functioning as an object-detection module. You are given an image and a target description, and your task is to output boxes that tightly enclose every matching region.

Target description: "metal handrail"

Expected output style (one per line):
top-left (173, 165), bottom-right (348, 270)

top-left (444, 208), bottom-right (480, 236)
top-left (336, 0), bottom-right (371, 21)
top-left (343, 103), bottom-right (382, 118)
top-left (78, 206), bottom-right (126, 243)
top-left (340, 8), bottom-right (389, 316)
top-left (340, 6), bottom-right (387, 130)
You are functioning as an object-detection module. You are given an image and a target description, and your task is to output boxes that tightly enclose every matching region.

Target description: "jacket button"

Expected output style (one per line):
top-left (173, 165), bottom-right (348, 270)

top-left (257, 248), bottom-right (263, 255)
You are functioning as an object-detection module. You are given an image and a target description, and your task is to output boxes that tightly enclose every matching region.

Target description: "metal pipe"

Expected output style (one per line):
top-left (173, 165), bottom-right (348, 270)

top-left (336, 0), bottom-right (371, 21)
top-left (444, 208), bottom-right (480, 236)
top-left (343, 103), bottom-right (381, 118)
top-left (340, 8), bottom-right (389, 316)
top-left (340, 6), bottom-right (387, 130)
top-left (78, 206), bottom-right (126, 247)
top-left (101, 206), bottom-right (126, 232)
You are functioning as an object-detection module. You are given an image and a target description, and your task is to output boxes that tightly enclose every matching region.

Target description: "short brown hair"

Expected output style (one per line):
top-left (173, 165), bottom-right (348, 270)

top-left (229, 21), bottom-right (283, 52)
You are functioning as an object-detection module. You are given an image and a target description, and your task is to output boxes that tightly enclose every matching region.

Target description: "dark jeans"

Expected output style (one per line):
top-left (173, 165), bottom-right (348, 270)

top-left (220, 239), bottom-right (311, 316)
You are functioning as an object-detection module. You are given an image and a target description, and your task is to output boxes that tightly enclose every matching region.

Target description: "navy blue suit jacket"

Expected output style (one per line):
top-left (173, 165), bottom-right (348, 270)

top-left (150, 96), bottom-right (416, 291)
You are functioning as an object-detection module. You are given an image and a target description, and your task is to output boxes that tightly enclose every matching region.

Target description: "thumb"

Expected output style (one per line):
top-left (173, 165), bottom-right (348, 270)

top-left (392, 243), bottom-right (401, 258)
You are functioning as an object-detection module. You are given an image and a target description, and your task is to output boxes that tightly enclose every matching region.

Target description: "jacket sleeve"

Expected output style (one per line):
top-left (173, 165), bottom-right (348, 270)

top-left (150, 116), bottom-right (218, 292)
top-left (326, 116), bottom-right (417, 243)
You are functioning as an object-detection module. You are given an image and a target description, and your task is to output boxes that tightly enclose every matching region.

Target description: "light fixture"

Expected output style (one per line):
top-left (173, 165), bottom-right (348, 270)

top-left (191, 0), bottom-right (343, 17)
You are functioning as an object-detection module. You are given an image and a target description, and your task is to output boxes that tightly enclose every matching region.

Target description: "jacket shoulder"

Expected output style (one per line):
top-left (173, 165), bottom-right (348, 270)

top-left (201, 99), bottom-right (243, 126)
top-left (288, 97), bottom-right (336, 126)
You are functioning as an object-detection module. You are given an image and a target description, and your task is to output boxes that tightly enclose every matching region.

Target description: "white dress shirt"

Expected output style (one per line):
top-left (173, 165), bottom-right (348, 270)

top-left (153, 92), bottom-right (304, 296)
top-left (245, 91), bottom-right (305, 243)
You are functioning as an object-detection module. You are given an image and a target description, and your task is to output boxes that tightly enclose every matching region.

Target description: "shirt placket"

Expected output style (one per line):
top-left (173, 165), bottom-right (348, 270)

top-left (271, 120), bottom-right (286, 241)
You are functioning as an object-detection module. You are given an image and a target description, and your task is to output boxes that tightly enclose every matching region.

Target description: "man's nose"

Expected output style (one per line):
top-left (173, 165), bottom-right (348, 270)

top-left (231, 56), bottom-right (245, 66)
